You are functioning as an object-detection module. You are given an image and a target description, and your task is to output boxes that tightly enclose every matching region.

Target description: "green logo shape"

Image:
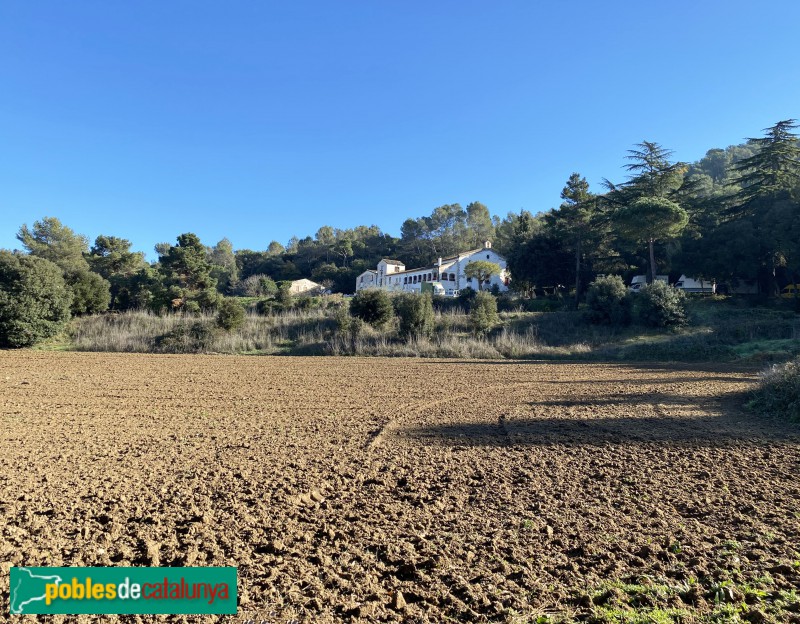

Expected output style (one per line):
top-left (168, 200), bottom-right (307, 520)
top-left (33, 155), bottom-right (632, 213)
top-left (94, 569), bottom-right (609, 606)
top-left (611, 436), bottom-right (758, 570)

top-left (10, 567), bottom-right (237, 615)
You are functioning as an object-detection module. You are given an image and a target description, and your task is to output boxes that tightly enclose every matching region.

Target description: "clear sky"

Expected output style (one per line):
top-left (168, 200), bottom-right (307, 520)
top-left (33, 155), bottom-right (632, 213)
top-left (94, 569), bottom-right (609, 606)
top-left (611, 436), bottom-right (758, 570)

top-left (2, 1), bottom-right (798, 260)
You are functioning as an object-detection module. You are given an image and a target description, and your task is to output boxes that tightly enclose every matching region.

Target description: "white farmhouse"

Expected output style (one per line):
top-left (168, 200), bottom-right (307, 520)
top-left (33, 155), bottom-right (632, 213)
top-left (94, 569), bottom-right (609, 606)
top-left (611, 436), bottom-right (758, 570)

top-left (289, 278), bottom-right (324, 295)
top-left (355, 241), bottom-right (509, 296)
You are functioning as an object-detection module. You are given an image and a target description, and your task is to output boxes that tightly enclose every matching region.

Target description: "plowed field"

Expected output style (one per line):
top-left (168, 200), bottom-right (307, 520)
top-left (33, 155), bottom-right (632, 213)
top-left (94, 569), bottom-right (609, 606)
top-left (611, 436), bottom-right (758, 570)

top-left (2, 352), bottom-right (799, 623)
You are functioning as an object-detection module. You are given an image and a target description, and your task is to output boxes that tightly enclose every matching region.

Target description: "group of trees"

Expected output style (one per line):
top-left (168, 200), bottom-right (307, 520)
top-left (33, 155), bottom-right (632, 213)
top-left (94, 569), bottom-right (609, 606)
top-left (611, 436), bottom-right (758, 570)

top-left (585, 275), bottom-right (687, 328)
top-left (2, 119), bottom-right (797, 348)
top-left (0, 221), bottom-right (248, 345)
top-left (506, 119), bottom-right (800, 306)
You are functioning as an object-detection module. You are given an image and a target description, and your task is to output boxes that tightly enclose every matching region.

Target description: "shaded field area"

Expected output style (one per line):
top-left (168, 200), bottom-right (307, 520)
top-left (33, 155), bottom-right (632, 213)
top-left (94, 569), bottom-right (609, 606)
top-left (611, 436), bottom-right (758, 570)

top-left (1, 353), bottom-right (799, 623)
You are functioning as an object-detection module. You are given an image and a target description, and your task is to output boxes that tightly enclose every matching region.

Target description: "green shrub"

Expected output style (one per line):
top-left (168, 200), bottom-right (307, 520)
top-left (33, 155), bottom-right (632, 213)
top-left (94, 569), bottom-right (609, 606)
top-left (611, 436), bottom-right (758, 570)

top-left (193, 288), bottom-right (222, 311)
top-left (470, 291), bottom-right (499, 336)
top-left (294, 296), bottom-right (322, 311)
top-left (238, 274), bottom-right (277, 297)
top-left (154, 320), bottom-right (215, 353)
top-left (394, 293), bottom-right (434, 339)
top-left (586, 275), bottom-right (630, 325)
top-left (458, 287), bottom-right (477, 306)
top-left (255, 298), bottom-right (277, 315)
top-left (182, 300), bottom-right (201, 315)
top-left (275, 281), bottom-right (293, 306)
top-left (350, 289), bottom-right (394, 328)
top-left (634, 280), bottom-right (687, 327)
top-left (0, 251), bottom-right (73, 347)
top-left (66, 269), bottom-right (111, 316)
top-left (431, 295), bottom-right (467, 314)
top-left (216, 298), bottom-right (246, 331)
top-left (750, 357), bottom-right (800, 421)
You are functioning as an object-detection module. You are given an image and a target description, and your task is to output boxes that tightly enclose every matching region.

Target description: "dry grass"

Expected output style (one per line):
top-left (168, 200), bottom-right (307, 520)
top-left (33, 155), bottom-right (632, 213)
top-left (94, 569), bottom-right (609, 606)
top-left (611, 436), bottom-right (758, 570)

top-left (326, 324), bottom-right (589, 359)
top-left (69, 309), bottom-right (593, 359)
top-left (67, 298), bottom-right (800, 363)
top-left (70, 309), bottom-right (335, 354)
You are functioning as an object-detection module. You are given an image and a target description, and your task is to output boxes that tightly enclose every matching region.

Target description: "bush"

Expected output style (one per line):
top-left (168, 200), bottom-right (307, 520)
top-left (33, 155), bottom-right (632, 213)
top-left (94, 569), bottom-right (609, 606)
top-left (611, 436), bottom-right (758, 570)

top-left (216, 298), bottom-right (246, 331)
top-left (294, 296), bottom-right (323, 311)
top-left (350, 289), bottom-right (394, 328)
top-left (66, 269), bottom-right (111, 316)
top-left (585, 275), bottom-right (630, 325)
top-left (182, 300), bottom-right (201, 315)
top-left (154, 320), bottom-right (215, 353)
top-left (238, 274), bottom-right (278, 297)
top-left (470, 291), bottom-right (499, 336)
top-left (0, 252), bottom-right (73, 347)
top-left (275, 282), bottom-right (293, 306)
top-left (458, 287), bottom-right (477, 307)
top-left (750, 357), bottom-right (800, 421)
top-left (394, 293), bottom-right (434, 339)
top-left (255, 298), bottom-right (277, 315)
top-left (634, 280), bottom-right (687, 327)
top-left (193, 288), bottom-right (223, 311)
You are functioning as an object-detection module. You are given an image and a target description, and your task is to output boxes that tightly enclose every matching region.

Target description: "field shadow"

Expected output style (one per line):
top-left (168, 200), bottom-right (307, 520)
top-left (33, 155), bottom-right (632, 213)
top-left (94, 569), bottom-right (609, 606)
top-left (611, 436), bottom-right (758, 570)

top-left (399, 392), bottom-right (799, 447)
top-left (416, 360), bottom-right (757, 375)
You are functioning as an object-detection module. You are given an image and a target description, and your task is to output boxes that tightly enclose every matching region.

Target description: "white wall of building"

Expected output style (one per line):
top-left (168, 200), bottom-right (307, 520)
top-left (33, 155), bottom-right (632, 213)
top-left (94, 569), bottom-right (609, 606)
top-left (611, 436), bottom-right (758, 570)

top-left (356, 243), bottom-right (509, 296)
top-left (355, 271), bottom-right (377, 291)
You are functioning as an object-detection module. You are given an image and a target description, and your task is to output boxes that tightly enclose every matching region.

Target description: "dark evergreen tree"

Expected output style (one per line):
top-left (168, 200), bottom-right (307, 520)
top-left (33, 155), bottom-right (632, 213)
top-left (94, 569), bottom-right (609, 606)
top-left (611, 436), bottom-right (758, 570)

top-left (0, 252), bottom-right (72, 347)
top-left (160, 233), bottom-right (219, 310)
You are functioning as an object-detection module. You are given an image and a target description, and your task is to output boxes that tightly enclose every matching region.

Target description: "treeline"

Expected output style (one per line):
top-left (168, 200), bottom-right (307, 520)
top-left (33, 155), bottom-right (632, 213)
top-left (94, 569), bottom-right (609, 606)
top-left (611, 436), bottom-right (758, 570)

top-left (507, 120), bottom-right (800, 305)
top-left (1, 119), bottom-right (798, 347)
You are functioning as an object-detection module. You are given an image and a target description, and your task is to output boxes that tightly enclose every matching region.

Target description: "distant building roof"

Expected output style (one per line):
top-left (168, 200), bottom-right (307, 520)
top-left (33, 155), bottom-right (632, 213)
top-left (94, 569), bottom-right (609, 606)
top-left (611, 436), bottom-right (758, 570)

top-left (289, 278), bottom-right (323, 294)
top-left (391, 247), bottom-right (502, 275)
top-left (380, 259), bottom-right (405, 265)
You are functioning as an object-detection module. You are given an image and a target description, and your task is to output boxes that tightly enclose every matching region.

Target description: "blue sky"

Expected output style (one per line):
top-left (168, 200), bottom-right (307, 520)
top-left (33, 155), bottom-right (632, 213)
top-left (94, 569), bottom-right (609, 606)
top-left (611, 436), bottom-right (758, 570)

top-left (1, 1), bottom-right (798, 260)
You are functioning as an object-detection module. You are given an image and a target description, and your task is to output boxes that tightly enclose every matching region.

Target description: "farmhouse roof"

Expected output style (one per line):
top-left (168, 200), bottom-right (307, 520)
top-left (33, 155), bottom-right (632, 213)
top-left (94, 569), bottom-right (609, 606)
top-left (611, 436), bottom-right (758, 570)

top-left (380, 259), bottom-right (405, 265)
top-left (390, 247), bottom-right (500, 275)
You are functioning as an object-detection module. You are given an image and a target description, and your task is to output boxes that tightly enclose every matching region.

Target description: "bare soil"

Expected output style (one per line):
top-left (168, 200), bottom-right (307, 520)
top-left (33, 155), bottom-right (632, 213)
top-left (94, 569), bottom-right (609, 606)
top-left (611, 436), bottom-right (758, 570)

top-left (1, 352), bottom-right (799, 623)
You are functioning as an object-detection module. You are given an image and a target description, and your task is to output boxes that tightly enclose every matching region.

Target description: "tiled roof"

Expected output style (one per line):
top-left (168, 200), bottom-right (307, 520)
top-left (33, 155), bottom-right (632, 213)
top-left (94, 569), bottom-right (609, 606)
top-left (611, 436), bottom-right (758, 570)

top-left (391, 248), bottom-right (495, 275)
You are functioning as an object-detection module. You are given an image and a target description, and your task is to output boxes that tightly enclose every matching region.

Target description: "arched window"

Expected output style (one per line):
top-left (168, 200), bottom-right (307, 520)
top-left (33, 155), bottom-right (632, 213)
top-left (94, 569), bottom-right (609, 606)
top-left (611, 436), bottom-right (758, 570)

top-left (449, 273), bottom-right (455, 281)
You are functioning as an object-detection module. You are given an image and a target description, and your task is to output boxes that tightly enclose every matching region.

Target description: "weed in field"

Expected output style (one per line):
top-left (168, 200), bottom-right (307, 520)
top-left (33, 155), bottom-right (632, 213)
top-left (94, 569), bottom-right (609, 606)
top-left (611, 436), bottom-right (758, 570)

top-left (519, 518), bottom-right (536, 531)
top-left (588, 606), bottom-right (692, 624)
top-left (749, 355), bottom-right (800, 421)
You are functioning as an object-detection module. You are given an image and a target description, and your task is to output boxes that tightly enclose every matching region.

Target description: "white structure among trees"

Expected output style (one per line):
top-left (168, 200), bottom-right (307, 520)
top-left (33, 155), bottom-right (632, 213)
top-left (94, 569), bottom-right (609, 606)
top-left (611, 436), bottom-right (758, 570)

top-left (355, 241), bottom-right (509, 296)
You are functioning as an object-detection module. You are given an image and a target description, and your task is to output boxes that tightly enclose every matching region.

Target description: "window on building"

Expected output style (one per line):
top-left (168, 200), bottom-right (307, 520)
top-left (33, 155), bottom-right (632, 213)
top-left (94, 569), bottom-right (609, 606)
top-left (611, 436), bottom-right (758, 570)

top-left (449, 274), bottom-right (455, 281)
